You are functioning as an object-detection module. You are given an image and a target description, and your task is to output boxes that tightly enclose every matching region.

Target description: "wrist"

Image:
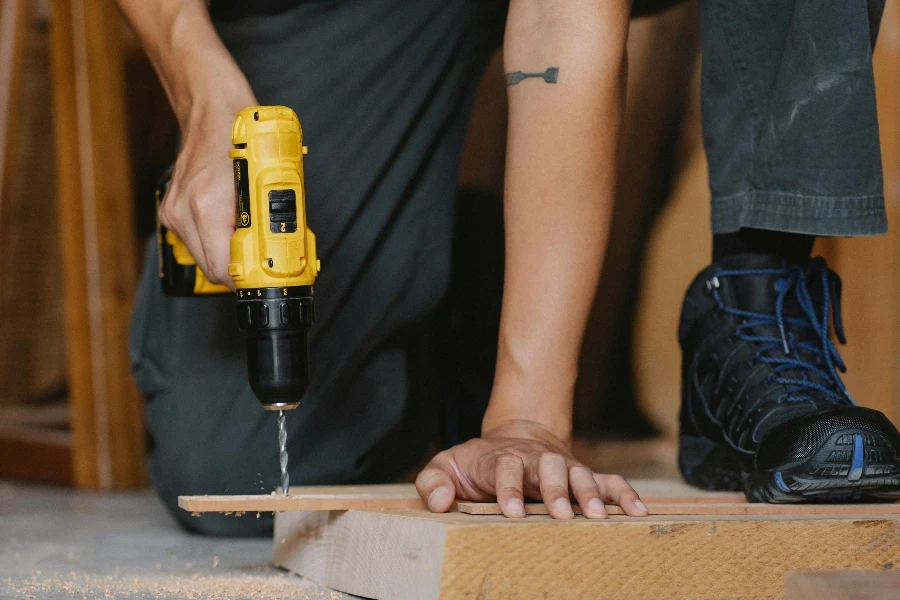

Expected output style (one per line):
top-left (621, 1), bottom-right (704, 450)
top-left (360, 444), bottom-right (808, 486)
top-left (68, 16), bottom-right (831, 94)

top-left (179, 85), bottom-right (256, 134)
top-left (162, 4), bottom-right (256, 128)
top-left (483, 353), bottom-right (575, 442)
top-left (481, 417), bottom-right (573, 448)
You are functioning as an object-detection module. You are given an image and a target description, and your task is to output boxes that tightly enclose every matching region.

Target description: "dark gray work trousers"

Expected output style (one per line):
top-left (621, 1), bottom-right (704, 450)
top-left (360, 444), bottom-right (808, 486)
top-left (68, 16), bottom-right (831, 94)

top-left (130, 0), bottom-right (887, 536)
top-left (703, 0), bottom-right (887, 234)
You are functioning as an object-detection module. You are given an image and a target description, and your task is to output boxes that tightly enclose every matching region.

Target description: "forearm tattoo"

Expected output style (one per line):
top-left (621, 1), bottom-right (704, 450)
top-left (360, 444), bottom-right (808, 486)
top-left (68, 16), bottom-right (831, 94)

top-left (505, 67), bottom-right (559, 87)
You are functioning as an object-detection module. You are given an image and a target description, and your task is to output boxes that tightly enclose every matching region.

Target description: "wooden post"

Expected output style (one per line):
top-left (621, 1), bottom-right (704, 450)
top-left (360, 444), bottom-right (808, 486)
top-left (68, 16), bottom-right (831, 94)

top-left (0, 0), bottom-right (26, 218)
top-left (48, 0), bottom-right (146, 488)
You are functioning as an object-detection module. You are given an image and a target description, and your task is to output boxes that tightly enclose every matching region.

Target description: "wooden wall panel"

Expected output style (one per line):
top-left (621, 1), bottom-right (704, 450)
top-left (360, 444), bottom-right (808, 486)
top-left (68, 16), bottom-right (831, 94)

top-left (818, 0), bottom-right (900, 423)
top-left (576, 3), bottom-right (699, 434)
top-left (632, 69), bottom-right (707, 437)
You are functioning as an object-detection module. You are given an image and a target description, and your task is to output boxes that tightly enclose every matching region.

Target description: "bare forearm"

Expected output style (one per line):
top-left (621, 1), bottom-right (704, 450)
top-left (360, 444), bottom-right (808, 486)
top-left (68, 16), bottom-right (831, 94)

top-left (115, 0), bottom-right (254, 127)
top-left (484, 0), bottom-right (630, 441)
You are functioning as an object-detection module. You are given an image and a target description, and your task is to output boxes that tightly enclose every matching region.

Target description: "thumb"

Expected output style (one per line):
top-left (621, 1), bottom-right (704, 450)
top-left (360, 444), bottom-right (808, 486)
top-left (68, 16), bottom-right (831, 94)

top-left (415, 462), bottom-right (457, 513)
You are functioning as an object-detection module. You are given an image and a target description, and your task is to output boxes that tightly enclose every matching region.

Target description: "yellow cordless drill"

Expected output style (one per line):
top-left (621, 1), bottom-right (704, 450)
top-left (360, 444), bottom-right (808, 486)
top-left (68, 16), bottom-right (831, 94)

top-left (157, 106), bottom-right (320, 494)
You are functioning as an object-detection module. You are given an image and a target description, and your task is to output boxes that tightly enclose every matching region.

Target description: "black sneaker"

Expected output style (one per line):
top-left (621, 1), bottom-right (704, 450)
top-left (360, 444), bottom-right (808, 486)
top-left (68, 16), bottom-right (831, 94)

top-left (678, 254), bottom-right (900, 502)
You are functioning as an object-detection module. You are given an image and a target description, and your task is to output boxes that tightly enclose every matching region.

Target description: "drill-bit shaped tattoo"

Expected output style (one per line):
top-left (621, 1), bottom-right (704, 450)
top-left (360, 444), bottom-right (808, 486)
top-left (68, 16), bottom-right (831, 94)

top-left (505, 67), bottom-right (559, 87)
top-left (278, 410), bottom-right (289, 495)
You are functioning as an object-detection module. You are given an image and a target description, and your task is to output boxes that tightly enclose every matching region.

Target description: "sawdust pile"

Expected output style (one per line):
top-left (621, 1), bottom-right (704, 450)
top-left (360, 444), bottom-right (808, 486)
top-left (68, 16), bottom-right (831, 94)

top-left (5, 573), bottom-right (345, 599)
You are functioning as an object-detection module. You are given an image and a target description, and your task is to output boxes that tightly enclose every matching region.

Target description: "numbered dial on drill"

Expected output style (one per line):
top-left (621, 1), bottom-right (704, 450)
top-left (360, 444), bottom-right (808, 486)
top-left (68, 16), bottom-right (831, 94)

top-left (269, 189), bottom-right (298, 234)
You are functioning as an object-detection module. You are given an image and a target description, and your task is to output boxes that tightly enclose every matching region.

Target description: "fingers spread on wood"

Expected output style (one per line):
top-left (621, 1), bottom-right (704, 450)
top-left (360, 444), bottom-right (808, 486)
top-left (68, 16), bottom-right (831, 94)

top-left (595, 473), bottom-right (647, 517)
top-left (569, 466), bottom-right (607, 519)
top-left (537, 452), bottom-right (574, 519)
top-left (492, 453), bottom-right (526, 518)
top-left (415, 465), bottom-right (456, 513)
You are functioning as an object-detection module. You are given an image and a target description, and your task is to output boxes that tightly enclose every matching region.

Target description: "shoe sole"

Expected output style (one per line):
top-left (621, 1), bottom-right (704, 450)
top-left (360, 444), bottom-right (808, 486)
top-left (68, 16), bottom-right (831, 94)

top-left (680, 431), bottom-right (900, 503)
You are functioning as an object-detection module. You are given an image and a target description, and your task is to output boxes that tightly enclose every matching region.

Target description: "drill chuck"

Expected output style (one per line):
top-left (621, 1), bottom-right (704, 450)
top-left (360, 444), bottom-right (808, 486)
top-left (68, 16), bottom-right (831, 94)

top-left (237, 286), bottom-right (315, 410)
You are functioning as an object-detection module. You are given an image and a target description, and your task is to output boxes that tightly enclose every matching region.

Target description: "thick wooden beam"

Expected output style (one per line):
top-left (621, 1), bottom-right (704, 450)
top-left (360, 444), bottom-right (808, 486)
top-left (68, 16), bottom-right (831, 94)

top-left (274, 508), bottom-right (900, 600)
top-left (48, 0), bottom-right (146, 489)
top-left (257, 480), bottom-right (900, 598)
top-left (0, 427), bottom-right (73, 485)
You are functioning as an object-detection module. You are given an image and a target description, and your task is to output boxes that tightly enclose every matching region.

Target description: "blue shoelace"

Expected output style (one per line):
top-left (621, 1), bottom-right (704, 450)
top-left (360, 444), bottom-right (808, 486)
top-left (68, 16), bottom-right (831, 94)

top-left (707, 260), bottom-right (854, 438)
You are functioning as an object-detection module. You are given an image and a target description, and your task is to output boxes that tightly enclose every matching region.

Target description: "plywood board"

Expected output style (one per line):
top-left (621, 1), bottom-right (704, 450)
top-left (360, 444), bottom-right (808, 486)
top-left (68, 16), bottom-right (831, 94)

top-left (459, 501), bottom-right (900, 516)
top-left (181, 479), bottom-right (900, 516)
top-left (179, 480), bottom-right (747, 513)
top-left (274, 508), bottom-right (900, 600)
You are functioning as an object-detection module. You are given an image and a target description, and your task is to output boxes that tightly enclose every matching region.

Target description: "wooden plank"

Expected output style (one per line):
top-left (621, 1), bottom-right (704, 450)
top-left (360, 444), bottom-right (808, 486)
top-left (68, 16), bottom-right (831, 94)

top-left (0, 427), bottom-right (73, 485)
top-left (180, 479), bottom-right (898, 517)
top-left (459, 501), bottom-right (900, 516)
top-left (179, 484), bottom-right (428, 513)
top-left (48, 0), bottom-right (146, 488)
top-left (179, 480), bottom-right (745, 513)
top-left (276, 509), bottom-right (448, 600)
top-left (785, 571), bottom-right (900, 600)
top-left (274, 508), bottom-right (900, 600)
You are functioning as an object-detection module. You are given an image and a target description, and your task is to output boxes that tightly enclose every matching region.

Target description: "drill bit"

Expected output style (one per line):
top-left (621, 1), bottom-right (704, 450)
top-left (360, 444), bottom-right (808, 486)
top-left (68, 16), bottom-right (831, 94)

top-left (277, 410), bottom-right (290, 495)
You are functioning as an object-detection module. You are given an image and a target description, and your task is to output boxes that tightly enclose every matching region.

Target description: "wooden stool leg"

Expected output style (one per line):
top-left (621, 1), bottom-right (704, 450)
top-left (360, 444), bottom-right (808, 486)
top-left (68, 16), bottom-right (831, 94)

top-left (48, 0), bottom-right (146, 489)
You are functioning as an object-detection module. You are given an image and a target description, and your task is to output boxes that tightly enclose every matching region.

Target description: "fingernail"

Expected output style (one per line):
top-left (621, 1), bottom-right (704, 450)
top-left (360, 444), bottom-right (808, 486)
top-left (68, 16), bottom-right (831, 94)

top-left (508, 498), bottom-right (525, 517)
top-left (428, 487), bottom-right (451, 510)
top-left (634, 500), bottom-right (648, 514)
top-left (552, 497), bottom-right (573, 517)
top-left (588, 498), bottom-right (607, 517)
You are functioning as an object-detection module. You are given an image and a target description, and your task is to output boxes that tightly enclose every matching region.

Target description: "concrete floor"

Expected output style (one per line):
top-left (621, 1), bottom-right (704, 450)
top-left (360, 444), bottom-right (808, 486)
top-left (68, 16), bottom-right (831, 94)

top-left (0, 482), bottom-right (357, 599)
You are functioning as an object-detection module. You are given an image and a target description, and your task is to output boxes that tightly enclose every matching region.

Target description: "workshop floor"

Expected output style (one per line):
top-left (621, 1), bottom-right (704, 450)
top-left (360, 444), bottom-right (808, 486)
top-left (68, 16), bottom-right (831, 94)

top-left (0, 482), bottom-right (356, 599)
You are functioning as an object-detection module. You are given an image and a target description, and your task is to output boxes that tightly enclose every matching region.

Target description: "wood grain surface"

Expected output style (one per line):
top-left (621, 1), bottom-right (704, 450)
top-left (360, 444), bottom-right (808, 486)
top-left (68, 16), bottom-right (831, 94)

top-left (179, 480), bottom-right (746, 513)
top-left (275, 508), bottom-right (900, 600)
top-left (181, 479), bottom-right (900, 516)
top-left (49, 0), bottom-right (146, 489)
top-left (179, 484), bottom-right (427, 513)
top-left (459, 501), bottom-right (900, 516)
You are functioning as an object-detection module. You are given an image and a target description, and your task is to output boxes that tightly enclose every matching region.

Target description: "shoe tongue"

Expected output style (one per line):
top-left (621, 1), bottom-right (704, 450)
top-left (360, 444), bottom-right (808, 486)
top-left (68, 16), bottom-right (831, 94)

top-left (715, 254), bottom-right (822, 318)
